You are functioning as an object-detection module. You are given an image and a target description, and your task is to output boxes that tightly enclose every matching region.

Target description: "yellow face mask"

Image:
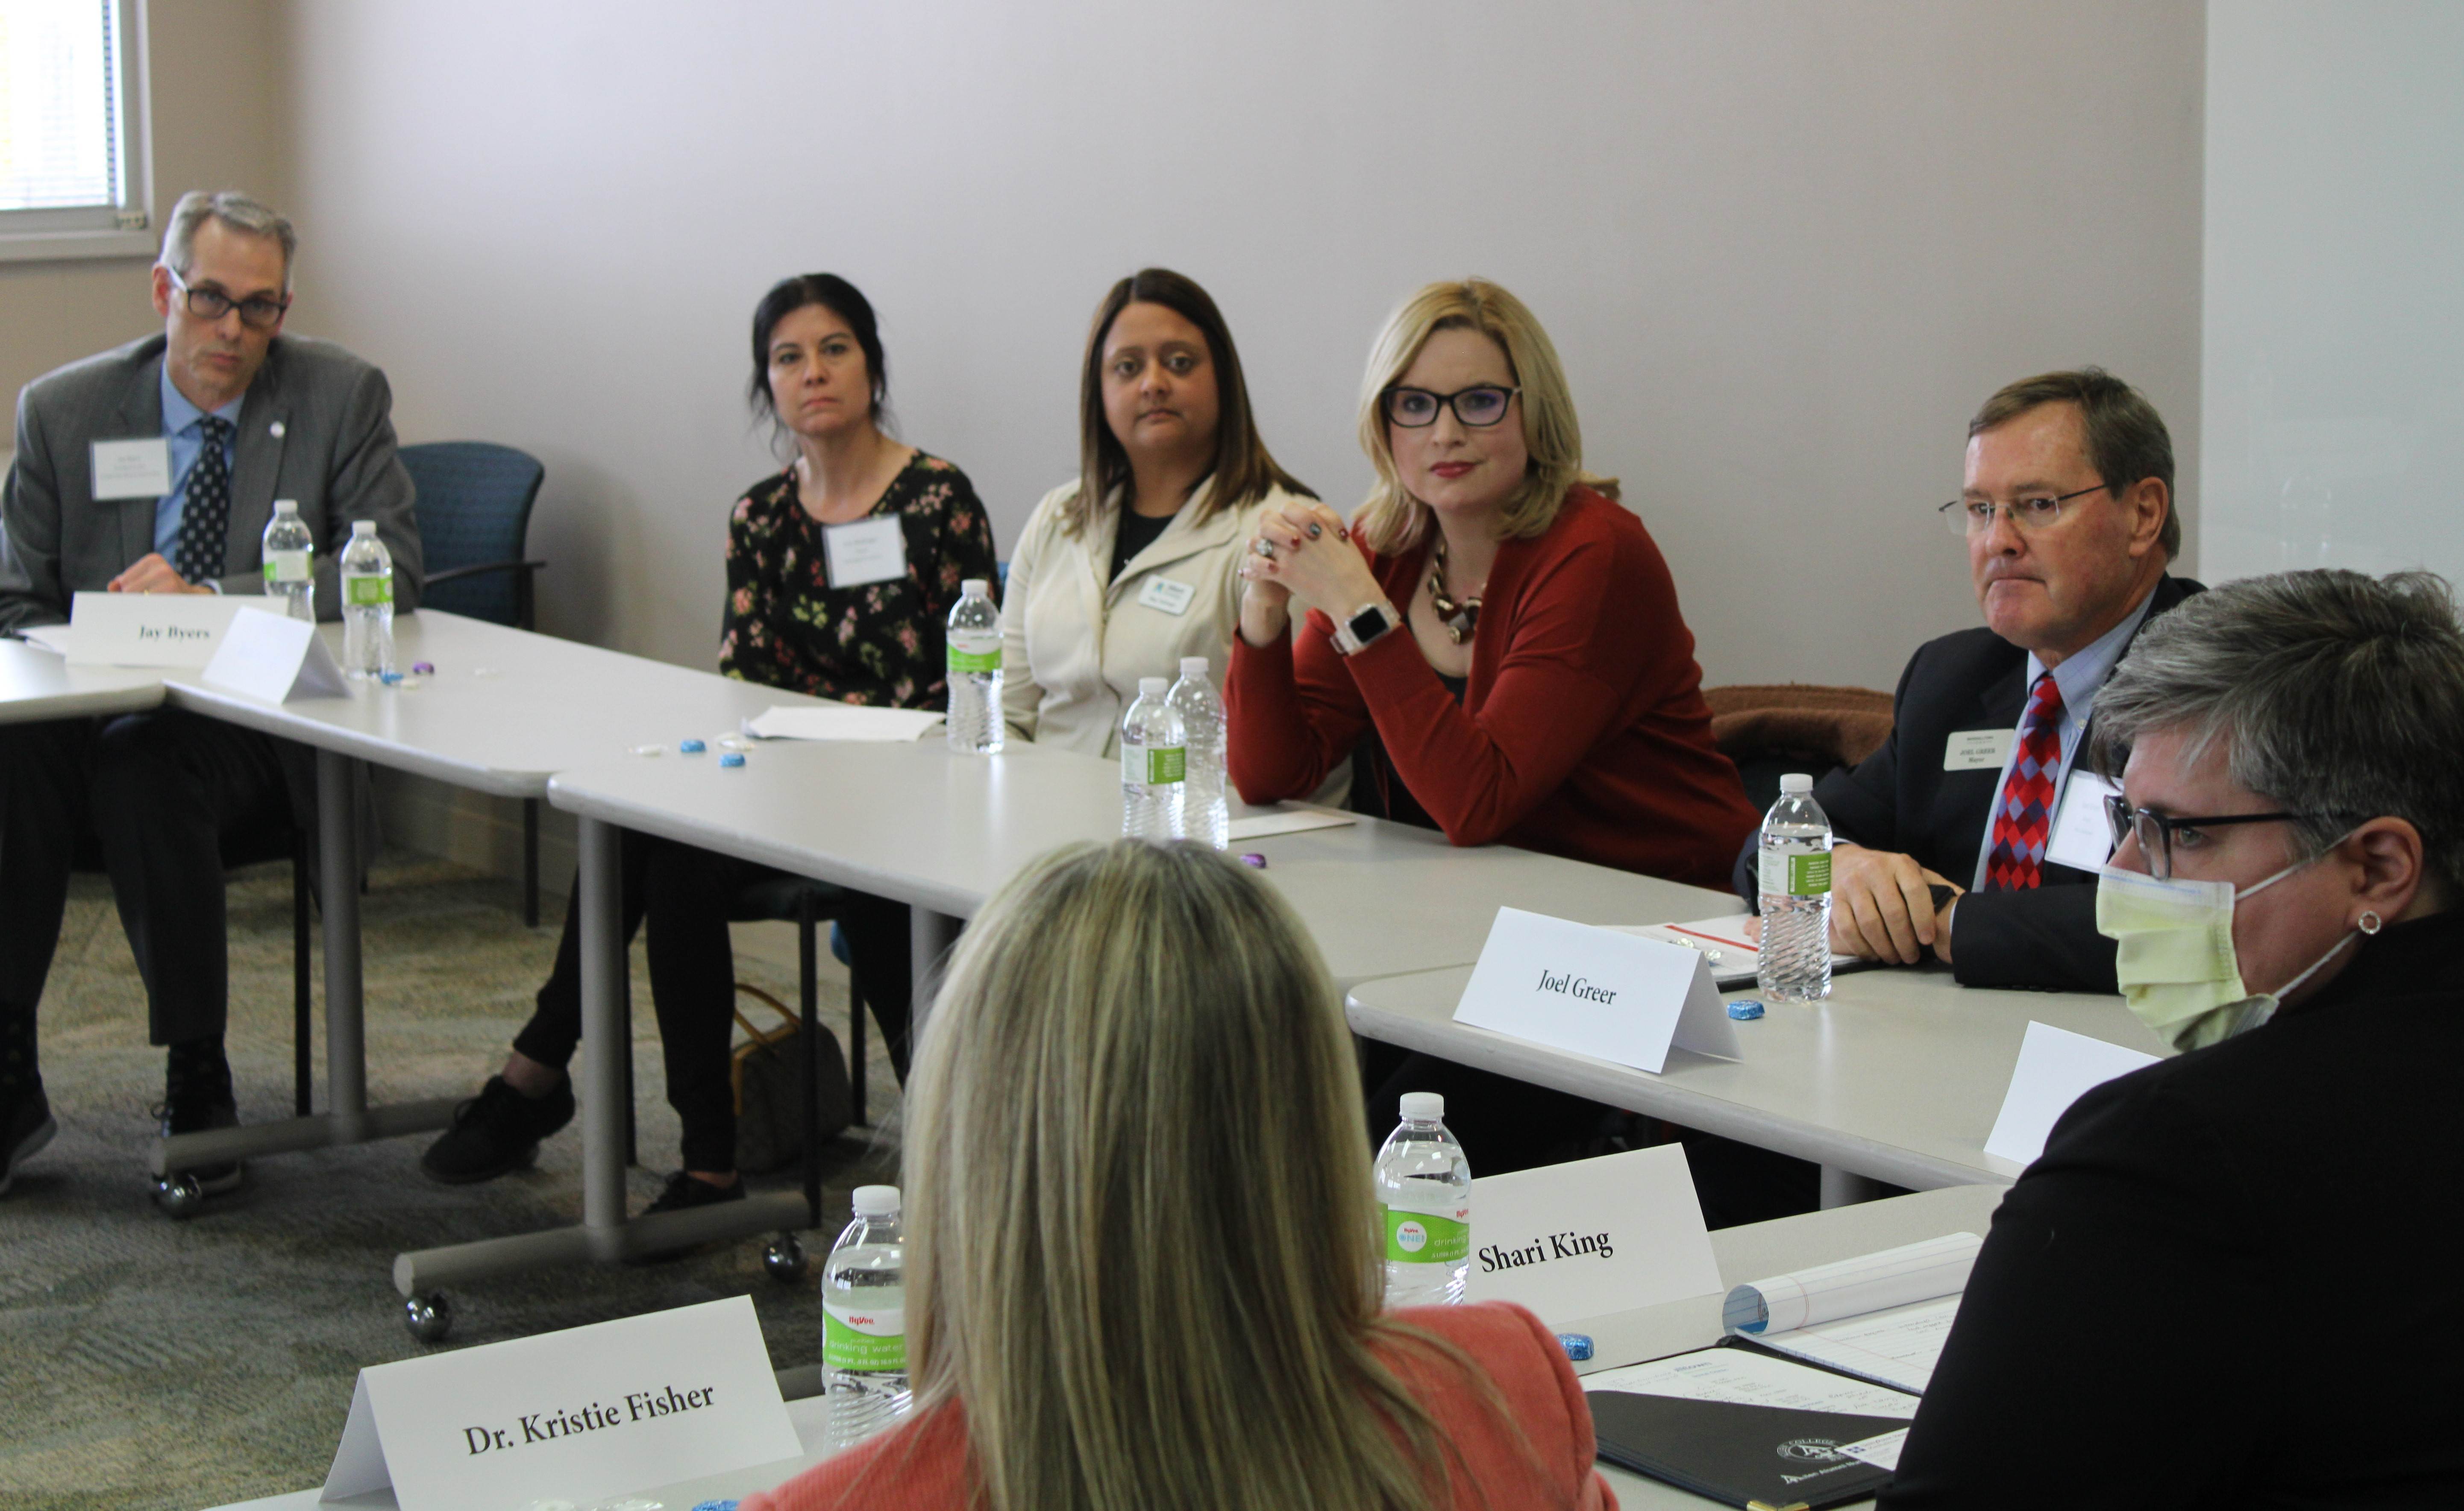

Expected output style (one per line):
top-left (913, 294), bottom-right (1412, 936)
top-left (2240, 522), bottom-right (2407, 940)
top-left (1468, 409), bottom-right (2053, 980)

top-left (2095, 855), bottom-right (2356, 1052)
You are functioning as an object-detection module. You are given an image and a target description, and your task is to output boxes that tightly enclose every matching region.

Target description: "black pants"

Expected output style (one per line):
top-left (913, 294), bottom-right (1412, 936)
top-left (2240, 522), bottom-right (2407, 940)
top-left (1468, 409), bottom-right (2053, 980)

top-left (0, 709), bottom-right (300, 1045)
top-left (508, 831), bottom-right (913, 1173)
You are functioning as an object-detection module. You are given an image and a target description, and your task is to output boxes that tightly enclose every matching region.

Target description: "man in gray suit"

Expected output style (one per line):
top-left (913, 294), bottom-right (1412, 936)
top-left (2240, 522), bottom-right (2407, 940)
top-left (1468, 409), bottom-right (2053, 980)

top-left (0, 190), bottom-right (421, 1199)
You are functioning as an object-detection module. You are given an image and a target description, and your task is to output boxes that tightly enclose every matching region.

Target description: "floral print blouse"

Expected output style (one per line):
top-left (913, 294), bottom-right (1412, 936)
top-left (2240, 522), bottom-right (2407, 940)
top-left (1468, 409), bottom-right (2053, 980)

top-left (717, 451), bottom-right (998, 708)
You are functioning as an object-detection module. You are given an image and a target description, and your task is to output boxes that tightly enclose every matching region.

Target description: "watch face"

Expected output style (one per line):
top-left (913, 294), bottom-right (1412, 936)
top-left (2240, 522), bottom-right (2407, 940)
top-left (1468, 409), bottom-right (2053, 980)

top-left (1348, 606), bottom-right (1388, 643)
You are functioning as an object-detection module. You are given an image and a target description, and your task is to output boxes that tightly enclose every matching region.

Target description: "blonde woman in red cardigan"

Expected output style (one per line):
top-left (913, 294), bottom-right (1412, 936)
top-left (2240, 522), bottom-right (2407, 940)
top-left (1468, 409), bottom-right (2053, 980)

top-left (740, 841), bottom-right (1613, 1511)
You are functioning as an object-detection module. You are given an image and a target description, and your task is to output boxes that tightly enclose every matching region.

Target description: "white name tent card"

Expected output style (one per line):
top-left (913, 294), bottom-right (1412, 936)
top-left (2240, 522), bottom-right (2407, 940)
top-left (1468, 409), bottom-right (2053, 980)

top-left (1454, 907), bottom-right (1740, 1075)
top-left (322, 1295), bottom-right (799, 1511)
top-left (203, 607), bottom-right (348, 702)
top-left (90, 436), bottom-right (172, 500)
top-left (822, 513), bottom-right (907, 589)
top-left (1465, 1145), bottom-right (1723, 1334)
top-left (1982, 1020), bottom-right (2161, 1168)
top-left (67, 591), bottom-right (244, 666)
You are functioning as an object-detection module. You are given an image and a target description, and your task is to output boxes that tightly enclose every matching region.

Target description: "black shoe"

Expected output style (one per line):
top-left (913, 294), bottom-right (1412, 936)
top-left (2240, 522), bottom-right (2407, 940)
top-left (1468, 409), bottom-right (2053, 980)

top-left (420, 1075), bottom-right (574, 1185)
top-left (643, 1170), bottom-right (745, 1217)
top-left (2, 1086), bottom-right (56, 1198)
top-left (157, 1092), bottom-right (244, 1196)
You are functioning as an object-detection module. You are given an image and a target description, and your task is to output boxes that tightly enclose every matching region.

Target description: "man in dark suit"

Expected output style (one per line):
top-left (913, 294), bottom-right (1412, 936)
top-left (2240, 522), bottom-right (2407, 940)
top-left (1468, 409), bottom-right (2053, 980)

top-left (1734, 369), bottom-right (2199, 992)
top-left (0, 191), bottom-right (420, 1199)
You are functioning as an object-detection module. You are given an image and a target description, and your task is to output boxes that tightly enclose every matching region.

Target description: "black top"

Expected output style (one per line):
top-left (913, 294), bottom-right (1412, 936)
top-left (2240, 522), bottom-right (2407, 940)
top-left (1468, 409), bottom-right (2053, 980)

top-left (1732, 574), bottom-right (2203, 992)
top-left (1883, 908), bottom-right (2464, 1509)
top-left (1110, 506), bottom-right (1174, 583)
top-left (1350, 672), bottom-right (1468, 830)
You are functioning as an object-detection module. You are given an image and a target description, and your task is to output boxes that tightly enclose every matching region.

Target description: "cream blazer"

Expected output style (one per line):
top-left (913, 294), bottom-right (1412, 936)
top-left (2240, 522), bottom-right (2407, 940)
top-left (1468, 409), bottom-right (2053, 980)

top-left (1001, 477), bottom-right (1286, 758)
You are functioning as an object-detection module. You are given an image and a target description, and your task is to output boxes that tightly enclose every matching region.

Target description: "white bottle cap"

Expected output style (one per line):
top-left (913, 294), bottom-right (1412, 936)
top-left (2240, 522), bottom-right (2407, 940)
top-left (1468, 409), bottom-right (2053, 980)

top-left (350, 519), bottom-right (376, 536)
top-left (852, 1184), bottom-right (900, 1217)
top-left (962, 578), bottom-right (989, 596)
top-left (1399, 1091), bottom-right (1445, 1122)
top-left (1180, 656), bottom-right (1208, 678)
top-left (273, 498), bottom-right (299, 515)
top-left (1779, 772), bottom-right (1813, 793)
top-left (1139, 675), bottom-right (1169, 695)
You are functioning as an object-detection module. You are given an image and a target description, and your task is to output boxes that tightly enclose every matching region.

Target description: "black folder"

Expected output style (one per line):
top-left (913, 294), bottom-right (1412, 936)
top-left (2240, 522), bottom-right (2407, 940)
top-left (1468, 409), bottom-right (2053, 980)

top-left (1586, 1389), bottom-right (1903, 1510)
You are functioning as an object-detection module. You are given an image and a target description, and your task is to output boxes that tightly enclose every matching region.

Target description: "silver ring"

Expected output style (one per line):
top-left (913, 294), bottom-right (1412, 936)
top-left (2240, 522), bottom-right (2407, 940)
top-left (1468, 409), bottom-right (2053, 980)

top-left (1251, 537), bottom-right (1276, 560)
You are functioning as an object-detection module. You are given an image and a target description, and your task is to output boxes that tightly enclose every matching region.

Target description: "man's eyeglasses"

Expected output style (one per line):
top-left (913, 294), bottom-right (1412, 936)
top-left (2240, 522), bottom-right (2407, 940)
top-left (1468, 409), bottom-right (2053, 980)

top-left (2101, 795), bottom-right (2338, 881)
top-left (167, 270), bottom-right (290, 331)
top-left (1939, 483), bottom-right (2109, 537)
top-left (1383, 384), bottom-right (1520, 429)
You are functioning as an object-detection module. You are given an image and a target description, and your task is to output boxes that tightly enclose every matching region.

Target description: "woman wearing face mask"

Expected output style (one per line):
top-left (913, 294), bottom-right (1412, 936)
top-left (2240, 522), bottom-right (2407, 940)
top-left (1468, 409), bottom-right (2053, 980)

top-left (1884, 569), bottom-right (2464, 1509)
top-left (1229, 280), bottom-right (1756, 1173)
top-left (1000, 269), bottom-right (1316, 755)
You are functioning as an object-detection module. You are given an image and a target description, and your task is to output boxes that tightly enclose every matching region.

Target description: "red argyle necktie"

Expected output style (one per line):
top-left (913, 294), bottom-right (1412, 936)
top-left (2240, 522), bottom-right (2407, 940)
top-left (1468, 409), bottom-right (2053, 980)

top-left (1983, 674), bottom-right (2065, 891)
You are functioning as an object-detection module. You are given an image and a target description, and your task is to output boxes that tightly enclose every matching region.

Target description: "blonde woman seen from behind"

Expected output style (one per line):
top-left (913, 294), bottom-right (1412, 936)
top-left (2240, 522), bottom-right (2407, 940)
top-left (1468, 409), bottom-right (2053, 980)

top-left (740, 841), bottom-right (1614, 1511)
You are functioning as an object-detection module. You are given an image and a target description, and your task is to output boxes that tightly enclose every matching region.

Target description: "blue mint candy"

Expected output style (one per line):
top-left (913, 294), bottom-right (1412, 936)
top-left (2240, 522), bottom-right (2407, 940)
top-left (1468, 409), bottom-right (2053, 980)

top-left (1726, 999), bottom-right (1765, 1021)
top-left (719, 751), bottom-right (746, 768)
top-left (680, 738), bottom-right (707, 754)
top-left (1558, 1332), bottom-right (1594, 1361)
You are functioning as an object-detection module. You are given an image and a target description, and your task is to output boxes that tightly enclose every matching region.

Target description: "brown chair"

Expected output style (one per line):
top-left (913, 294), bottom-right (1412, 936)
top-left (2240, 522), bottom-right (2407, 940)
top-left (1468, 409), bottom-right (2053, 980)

top-left (1703, 683), bottom-right (1894, 814)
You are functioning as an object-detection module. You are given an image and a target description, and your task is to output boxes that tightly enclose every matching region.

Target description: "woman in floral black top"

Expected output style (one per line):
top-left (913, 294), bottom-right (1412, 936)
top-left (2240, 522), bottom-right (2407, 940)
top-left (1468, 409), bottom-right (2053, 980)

top-left (423, 276), bottom-right (985, 1219)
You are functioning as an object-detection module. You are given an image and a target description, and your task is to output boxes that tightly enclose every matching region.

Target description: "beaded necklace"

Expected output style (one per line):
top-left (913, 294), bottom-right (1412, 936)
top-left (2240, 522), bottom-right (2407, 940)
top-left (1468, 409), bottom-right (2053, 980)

top-left (1428, 533), bottom-right (1483, 644)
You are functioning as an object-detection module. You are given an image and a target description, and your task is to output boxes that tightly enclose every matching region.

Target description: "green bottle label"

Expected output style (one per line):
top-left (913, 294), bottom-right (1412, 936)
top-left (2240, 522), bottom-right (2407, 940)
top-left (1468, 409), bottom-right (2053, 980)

top-left (344, 574), bottom-right (392, 608)
top-left (262, 550), bottom-right (311, 584)
top-left (1148, 745), bottom-right (1185, 784)
top-left (1759, 851), bottom-right (1831, 897)
top-left (1383, 1205), bottom-right (1470, 1265)
top-left (822, 1304), bottom-right (906, 1373)
top-left (947, 646), bottom-right (1000, 674)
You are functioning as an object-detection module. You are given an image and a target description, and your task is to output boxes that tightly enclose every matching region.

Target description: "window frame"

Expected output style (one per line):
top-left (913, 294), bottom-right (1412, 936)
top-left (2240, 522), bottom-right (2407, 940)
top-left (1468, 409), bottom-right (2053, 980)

top-left (0, 0), bottom-right (154, 264)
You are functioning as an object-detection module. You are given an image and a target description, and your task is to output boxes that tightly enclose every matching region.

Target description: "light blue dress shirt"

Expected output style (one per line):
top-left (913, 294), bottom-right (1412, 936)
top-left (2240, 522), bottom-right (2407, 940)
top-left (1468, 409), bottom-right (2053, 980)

top-left (154, 365), bottom-right (245, 557)
top-left (1967, 588), bottom-right (2158, 889)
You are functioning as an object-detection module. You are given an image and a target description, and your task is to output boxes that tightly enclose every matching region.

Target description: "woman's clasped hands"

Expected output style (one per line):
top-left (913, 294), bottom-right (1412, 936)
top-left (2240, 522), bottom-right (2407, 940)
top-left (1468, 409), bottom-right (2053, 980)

top-left (1238, 496), bottom-right (1383, 645)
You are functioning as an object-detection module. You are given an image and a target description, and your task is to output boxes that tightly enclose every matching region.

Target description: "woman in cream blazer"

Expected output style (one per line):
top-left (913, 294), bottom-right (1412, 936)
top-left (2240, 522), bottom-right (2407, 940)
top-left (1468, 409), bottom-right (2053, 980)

top-left (1001, 268), bottom-right (1315, 757)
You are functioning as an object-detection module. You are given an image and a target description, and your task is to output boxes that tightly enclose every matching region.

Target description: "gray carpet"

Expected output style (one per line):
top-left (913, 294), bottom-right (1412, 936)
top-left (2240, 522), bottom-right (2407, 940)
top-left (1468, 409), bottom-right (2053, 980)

top-left (0, 857), bottom-right (902, 1511)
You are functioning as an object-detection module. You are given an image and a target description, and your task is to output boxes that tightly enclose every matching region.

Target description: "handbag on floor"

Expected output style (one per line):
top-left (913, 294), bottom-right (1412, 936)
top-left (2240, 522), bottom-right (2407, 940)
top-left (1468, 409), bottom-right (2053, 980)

top-left (731, 983), bottom-right (854, 1174)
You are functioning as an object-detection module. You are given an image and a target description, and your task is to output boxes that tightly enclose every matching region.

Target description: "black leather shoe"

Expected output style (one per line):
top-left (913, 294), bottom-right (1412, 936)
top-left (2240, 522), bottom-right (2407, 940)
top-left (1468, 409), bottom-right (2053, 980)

top-left (2, 1086), bottom-right (56, 1197)
top-left (420, 1075), bottom-right (574, 1185)
top-left (643, 1170), bottom-right (745, 1216)
top-left (157, 1092), bottom-right (244, 1195)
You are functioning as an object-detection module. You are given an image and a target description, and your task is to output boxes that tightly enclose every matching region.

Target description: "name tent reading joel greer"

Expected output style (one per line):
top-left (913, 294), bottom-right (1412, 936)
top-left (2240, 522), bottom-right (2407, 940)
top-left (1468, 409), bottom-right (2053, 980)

top-left (463, 1384), bottom-right (719, 1455)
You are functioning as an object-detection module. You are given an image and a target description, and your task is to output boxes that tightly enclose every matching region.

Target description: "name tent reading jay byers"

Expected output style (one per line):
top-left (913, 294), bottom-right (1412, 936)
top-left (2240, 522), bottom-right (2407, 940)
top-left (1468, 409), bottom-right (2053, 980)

top-left (463, 1383), bottom-right (719, 1456)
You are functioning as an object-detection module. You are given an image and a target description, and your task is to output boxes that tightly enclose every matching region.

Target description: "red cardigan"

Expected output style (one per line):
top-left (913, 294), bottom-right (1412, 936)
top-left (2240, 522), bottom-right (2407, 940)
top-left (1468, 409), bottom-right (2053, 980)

top-left (1228, 487), bottom-right (1756, 889)
top-left (740, 1301), bottom-right (1616, 1511)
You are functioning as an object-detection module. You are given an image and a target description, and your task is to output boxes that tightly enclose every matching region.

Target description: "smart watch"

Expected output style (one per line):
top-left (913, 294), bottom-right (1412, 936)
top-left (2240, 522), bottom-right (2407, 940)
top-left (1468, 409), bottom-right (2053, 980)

top-left (1333, 600), bottom-right (1401, 655)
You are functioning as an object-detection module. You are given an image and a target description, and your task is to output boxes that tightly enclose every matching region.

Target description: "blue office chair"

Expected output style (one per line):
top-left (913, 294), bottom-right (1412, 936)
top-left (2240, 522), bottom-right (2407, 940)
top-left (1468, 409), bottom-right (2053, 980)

top-left (402, 442), bottom-right (550, 924)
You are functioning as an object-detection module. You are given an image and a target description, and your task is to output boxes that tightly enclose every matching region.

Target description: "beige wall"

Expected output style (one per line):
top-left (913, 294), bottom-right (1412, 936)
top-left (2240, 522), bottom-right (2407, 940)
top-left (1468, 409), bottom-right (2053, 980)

top-left (0, 0), bottom-right (293, 409)
top-left (196, 2), bottom-right (2204, 692)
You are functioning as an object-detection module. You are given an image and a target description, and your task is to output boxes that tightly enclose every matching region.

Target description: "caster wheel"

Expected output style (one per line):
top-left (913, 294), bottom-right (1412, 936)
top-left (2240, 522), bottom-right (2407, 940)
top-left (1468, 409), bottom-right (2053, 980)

top-left (150, 1173), bottom-right (205, 1220)
top-left (763, 1235), bottom-right (809, 1284)
top-left (404, 1291), bottom-right (453, 1344)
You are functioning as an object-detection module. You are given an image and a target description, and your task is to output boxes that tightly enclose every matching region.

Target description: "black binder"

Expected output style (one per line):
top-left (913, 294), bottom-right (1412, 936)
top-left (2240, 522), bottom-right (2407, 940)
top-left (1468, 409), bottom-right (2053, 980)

top-left (1586, 1389), bottom-right (1903, 1510)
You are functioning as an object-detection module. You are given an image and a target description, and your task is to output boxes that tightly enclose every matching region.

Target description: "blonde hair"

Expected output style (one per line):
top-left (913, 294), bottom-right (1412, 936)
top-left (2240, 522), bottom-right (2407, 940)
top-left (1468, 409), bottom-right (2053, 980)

top-left (1351, 279), bottom-right (1619, 556)
top-left (890, 841), bottom-right (1485, 1511)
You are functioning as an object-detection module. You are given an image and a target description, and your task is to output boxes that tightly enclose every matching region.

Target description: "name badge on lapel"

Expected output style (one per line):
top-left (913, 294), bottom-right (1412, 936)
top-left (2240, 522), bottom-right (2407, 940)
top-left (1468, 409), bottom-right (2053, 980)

top-left (2043, 770), bottom-right (2120, 872)
top-left (1943, 728), bottom-right (2014, 772)
top-left (822, 514), bottom-right (907, 590)
top-left (91, 438), bottom-right (172, 501)
top-left (1136, 576), bottom-right (1195, 616)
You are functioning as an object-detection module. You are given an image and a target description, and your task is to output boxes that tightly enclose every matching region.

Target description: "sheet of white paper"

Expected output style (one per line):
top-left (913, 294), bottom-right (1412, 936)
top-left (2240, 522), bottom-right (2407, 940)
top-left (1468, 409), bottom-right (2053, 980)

top-left (1464, 1145), bottom-right (1721, 1324)
top-left (1747, 1293), bottom-right (1964, 1394)
top-left (1454, 907), bottom-right (1739, 1074)
top-left (1838, 1427), bottom-right (1909, 1471)
top-left (1584, 1347), bottom-right (1920, 1420)
top-left (744, 705), bottom-right (944, 742)
top-left (18, 624), bottom-right (73, 657)
top-left (822, 514), bottom-right (907, 589)
top-left (66, 591), bottom-right (243, 666)
top-left (202, 607), bottom-right (347, 702)
top-left (2044, 770), bottom-right (2120, 872)
top-left (89, 436), bottom-right (172, 499)
top-left (323, 1295), bottom-right (798, 1511)
top-left (1608, 915), bottom-right (1858, 988)
top-left (1983, 1020), bottom-right (2161, 1167)
top-left (1224, 807), bottom-right (1357, 841)
top-left (1724, 1232), bottom-right (1981, 1336)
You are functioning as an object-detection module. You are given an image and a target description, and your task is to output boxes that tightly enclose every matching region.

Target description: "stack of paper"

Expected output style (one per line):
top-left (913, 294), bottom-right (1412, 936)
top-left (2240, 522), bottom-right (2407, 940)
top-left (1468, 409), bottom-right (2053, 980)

top-left (1609, 914), bottom-right (1861, 988)
top-left (743, 706), bottom-right (943, 742)
top-left (1720, 1232), bottom-right (1981, 1393)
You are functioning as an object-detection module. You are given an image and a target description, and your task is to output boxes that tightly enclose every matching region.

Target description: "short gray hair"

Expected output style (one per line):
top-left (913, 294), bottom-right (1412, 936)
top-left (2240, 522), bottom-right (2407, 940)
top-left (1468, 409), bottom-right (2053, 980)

top-left (2091, 569), bottom-right (2464, 893)
top-left (159, 190), bottom-right (296, 290)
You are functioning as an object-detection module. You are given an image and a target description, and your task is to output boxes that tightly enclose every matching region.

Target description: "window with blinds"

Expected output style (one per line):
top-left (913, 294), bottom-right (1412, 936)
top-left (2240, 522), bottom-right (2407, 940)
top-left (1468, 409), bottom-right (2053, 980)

top-left (0, 0), bottom-right (150, 259)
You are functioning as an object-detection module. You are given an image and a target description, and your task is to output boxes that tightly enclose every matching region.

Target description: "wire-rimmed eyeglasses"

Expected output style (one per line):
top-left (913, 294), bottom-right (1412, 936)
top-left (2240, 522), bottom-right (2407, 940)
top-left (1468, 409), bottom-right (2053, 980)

top-left (1939, 483), bottom-right (2109, 537)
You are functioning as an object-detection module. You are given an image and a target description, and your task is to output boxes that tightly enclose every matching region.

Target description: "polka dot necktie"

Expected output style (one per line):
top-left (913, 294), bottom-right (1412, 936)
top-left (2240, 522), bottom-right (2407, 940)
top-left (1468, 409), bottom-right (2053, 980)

top-left (170, 414), bottom-right (234, 587)
top-left (1982, 673), bottom-right (2066, 891)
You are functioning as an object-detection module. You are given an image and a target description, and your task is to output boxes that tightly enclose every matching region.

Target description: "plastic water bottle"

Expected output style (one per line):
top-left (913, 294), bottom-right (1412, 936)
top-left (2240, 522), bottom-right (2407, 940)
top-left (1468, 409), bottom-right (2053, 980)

top-left (259, 499), bottom-right (314, 622)
top-left (945, 578), bottom-right (1003, 754)
top-left (338, 520), bottom-right (394, 679)
top-left (822, 1185), bottom-right (910, 1453)
top-left (1120, 676), bottom-right (1186, 841)
top-left (1756, 773), bottom-right (1834, 1001)
top-left (1375, 1092), bottom-right (1471, 1309)
top-left (1166, 656), bottom-right (1228, 850)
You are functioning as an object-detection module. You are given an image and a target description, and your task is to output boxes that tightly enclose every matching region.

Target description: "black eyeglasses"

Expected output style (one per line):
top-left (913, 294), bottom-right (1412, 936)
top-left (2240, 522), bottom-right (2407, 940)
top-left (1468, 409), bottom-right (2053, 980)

top-left (1938, 483), bottom-right (2109, 537)
top-left (2101, 795), bottom-right (2339, 881)
top-left (1383, 384), bottom-right (1520, 429)
top-left (167, 270), bottom-right (290, 331)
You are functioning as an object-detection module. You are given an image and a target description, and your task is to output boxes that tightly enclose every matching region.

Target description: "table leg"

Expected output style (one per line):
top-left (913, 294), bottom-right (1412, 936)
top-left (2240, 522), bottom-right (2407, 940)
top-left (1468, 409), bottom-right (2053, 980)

top-left (319, 749), bottom-right (367, 1141)
top-left (579, 816), bottom-right (629, 1260)
top-left (910, 907), bottom-right (962, 1030)
top-left (1820, 1165), bottom-right (1883, 1209)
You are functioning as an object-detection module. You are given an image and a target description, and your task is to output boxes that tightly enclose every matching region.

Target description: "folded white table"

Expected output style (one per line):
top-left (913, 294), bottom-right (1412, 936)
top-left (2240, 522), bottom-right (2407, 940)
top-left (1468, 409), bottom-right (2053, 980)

top-left (1348, 962), bottom-right (2166, 1202)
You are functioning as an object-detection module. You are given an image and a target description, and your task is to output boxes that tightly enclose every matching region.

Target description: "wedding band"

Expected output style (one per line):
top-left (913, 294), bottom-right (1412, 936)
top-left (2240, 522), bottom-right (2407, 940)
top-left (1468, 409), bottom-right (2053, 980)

top-left (1251, 537), bottom-right (1276, 560)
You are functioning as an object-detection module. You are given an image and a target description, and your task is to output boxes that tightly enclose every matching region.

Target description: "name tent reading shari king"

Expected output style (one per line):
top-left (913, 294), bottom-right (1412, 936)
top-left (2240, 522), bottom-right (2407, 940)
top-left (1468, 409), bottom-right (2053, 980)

top-left (464, 1384), bottom-right (718, 1455)
top-left (1480, 1229), bottom-right (1615, 1275)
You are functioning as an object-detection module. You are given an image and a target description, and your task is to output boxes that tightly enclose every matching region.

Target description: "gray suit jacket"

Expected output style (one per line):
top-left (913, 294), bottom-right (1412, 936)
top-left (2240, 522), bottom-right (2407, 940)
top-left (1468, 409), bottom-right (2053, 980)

top-left (0, 332), bottom-right (423, 631)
